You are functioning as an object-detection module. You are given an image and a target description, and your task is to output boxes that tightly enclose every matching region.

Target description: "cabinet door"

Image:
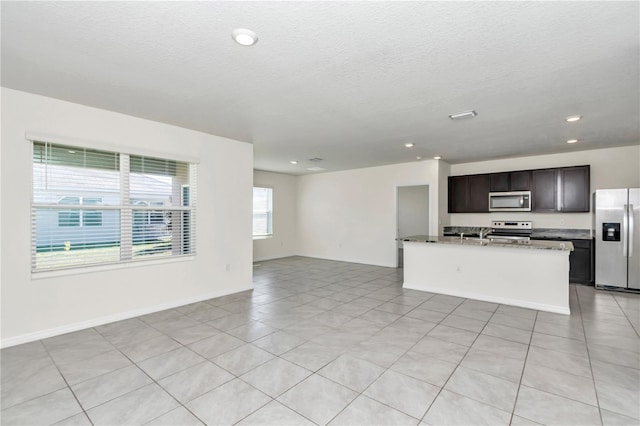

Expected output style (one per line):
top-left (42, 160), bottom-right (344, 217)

top-left (560, 166), bottom-right (590, 212)
top-left (532, 169), bottom-right (558, 212)
top-left (490, 173), bottom-right (510, 192)
top-left (448, 176), bottom-right (468, 213)
top-left (510, 171), bottom-right (532, 191)
top-left (569, 239), bottom-right (593, 284)
top-left (467, 174), bottom-right (491, 212)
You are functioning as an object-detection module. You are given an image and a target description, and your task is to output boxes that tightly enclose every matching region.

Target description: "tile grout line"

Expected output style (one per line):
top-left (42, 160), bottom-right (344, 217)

top-left (508, 308), bottom-right (539, 425)
top-left (417, 303), bottom-right (520, 424)
top-left (38, 339), bottom-right (96, 426)
top-left (577, 285), bottom-right (606, 426)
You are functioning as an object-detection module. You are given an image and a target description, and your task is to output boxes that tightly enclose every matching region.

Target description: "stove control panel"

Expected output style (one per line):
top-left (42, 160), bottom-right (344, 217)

top-left (491, 221), bottom-right (532, 230)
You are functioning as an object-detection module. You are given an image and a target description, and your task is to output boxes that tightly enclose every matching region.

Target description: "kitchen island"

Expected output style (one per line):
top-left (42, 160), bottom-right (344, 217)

top-left (401, 236), bottom-right (574, 314)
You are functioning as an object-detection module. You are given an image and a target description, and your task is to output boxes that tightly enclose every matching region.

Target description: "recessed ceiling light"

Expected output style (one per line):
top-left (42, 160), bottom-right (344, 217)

top-left (566, 115), bottom-right (582, 122)
top-left (404, 143), bottom-right (415, 148)
top-left (434, 156), bottom-right (442, 160)
top-left (306, 167), bottom-right (325, 172)
top-left (416, 156), bottom-right (422, 160)
top-left (567, 139), bottom-right (579, 144)
top-left (449, 110), bottom-right (477, 120)
top-left (67, 150), bottom-right (76, 154)
top-left (289, 160), bottom-right (298, 164)
top-left (231, 29), bottom-right (258, 46)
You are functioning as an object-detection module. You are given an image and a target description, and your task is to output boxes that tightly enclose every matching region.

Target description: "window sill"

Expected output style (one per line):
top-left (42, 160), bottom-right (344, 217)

top-left (31, 255), bottom-right (196, 280)
top-left (253, 235), bottom-right (273, 240)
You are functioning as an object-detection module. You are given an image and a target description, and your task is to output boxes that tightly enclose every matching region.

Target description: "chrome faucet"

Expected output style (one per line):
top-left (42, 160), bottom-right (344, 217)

top-left (479, 229), bottom-right (487, 241)
top-left (460, 232), bottom-right (465, 241)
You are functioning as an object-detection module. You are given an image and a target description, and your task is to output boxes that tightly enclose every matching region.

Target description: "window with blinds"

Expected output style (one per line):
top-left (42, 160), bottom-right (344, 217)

top-left (32, 141), bottom-right (197, 272)
top-left (253, 187), bottom-right (273, 238)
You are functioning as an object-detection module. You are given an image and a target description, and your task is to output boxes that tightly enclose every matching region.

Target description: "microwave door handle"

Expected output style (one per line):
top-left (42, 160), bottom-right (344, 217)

top-left (623, 205), bottom-right (628, 257)
top-left (520, 196), bottom-right (524, 206)
top-left (629, 204), bottom-right (634, 257)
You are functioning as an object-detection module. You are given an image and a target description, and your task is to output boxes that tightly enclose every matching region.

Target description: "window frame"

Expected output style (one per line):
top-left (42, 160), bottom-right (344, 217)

top-left (31, 140), bottom-right (197, 274)
top-left (252, 186), bottom-right (273, 239)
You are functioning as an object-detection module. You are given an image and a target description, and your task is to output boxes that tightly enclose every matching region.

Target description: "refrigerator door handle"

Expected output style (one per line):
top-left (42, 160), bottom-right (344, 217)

top-left (629, 204), bottom-right (634, 257)
top-left (623, 204), bottom-right (629, 257)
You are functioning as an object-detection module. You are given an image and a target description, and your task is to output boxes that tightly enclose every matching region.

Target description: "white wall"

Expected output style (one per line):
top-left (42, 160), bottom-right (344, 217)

top-left (449, 146), bottom-right (640, 229)
top-left (296, 160), bottom-right (444, 267)
top-left (1, 88), bottom-right (254, 346)
top-left (253, 170), bottom-right (298, 262)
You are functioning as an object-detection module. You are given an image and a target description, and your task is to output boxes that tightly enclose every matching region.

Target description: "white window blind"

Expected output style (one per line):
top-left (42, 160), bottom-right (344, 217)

top-left (32, 141), bottom-right (197, 272)
top-left (253, 187), bottom-right (273, 237)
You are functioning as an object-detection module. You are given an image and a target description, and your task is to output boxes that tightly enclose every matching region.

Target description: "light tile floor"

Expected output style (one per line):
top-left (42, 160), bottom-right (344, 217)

top-left (2, 256), bottom-right (639, 425)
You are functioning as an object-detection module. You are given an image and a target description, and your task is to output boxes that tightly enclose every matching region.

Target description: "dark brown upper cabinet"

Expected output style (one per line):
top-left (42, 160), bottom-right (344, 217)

top-left (490, 173), bottom-right (510, 192)
top-left (448, 174), bottom-right (490, 213)
top-left (449, 176), bottom-right (469, 213)
top-left (559, 166), bottom-right (590, 212)
top-left (510, 171), bottom-right (531, 191)
top-left (450, 165), bottom-right (589, 213)
top-left (489, 171), bottom-right (531, 192)
top-left (531, 169), bottom-right (559, 212)
top-left (467, 174), bottom-right (491, 212)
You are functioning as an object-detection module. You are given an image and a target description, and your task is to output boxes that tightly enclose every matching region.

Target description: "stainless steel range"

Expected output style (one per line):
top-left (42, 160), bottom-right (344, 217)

top-left (490, 221), bottom-right (532, 241)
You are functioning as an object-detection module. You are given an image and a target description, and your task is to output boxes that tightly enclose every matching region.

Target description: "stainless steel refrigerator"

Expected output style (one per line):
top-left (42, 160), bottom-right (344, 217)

top-left (594, 188), bottom-right (640, 289)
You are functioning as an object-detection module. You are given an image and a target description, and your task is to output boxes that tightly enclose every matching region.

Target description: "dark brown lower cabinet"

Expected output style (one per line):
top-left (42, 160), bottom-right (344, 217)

top-left (569, 239), bottom-right (594, 284)
top-left (533, 238), bottom-right (594, 284)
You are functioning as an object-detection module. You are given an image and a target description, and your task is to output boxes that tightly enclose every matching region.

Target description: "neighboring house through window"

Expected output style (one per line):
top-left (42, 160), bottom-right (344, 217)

top-left (253, 186), bottom-right (273, 238)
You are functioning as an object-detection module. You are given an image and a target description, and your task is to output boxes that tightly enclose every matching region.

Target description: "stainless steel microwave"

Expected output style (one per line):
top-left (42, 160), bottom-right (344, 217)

top-left (488, 191), bottom-right (531, 212)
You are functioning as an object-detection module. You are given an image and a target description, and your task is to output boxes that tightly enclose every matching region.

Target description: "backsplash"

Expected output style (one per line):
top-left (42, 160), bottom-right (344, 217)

top-left (448, 212), bottom-right (593, 230)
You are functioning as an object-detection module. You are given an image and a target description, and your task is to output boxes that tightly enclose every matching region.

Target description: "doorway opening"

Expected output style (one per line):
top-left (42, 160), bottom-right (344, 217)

top-left (396, 185), bottom-right (430, 268)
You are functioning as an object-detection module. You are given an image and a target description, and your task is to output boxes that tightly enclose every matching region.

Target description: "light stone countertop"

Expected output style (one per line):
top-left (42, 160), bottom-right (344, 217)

top-left (400, 235), bottom-right (574, 251)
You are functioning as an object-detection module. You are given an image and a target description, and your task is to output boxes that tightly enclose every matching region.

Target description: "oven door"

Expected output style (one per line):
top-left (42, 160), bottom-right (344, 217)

top-left (489, 191), bottom-right (531, 212)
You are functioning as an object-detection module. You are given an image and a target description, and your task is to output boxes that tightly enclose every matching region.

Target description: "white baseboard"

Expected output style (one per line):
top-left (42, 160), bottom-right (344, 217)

top-left (403, 282), bottom-right (571, 315)
top-left (1, 286), bottom-right (253, 349)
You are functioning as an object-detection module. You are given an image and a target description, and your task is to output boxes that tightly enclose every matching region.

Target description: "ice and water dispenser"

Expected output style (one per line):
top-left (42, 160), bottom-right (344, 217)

top-left (602, 223), bottom-right (621, 242)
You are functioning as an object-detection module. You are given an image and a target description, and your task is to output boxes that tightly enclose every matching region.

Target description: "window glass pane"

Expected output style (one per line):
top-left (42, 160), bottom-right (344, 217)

top-left (35, 208), bottom-right (120, 270)
top-left (33, 145), bottom-right (120, 207)
top-left (130, 157), bottom-right (188, 208)
top-left (33, 142), bottom-right (119, 171)
top-left (32, 142), bottom-right (196, 272)
top-left (253, 187), bottom-right (273, 236)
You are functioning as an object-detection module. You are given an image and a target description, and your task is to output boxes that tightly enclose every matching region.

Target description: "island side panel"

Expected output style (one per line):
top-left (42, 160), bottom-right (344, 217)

top-left (402, 241), bottom-right (570, 314)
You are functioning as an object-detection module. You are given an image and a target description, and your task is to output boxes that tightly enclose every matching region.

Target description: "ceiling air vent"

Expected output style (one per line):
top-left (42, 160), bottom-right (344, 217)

top-left (308, 157), bottom-right (323, 162)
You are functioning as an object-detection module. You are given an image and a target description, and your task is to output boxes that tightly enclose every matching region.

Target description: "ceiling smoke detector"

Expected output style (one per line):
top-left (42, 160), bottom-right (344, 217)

top-left (448, 110), bottom-right (477, 120)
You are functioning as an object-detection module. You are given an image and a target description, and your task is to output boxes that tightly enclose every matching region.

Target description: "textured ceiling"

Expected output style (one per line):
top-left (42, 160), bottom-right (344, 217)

top-left (2, 1), bottom-right (639, 174)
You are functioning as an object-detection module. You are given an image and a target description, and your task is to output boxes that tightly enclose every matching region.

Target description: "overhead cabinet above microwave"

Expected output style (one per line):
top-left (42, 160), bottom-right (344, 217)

top-left (448, 165), bottom-right (590, 213)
